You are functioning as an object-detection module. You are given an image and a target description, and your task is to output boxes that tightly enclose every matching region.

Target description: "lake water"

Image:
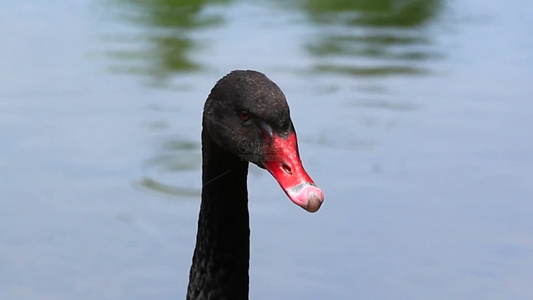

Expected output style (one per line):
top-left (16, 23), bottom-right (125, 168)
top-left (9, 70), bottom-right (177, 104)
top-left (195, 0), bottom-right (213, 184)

top-left (1, 0), bottom-right (532, 299)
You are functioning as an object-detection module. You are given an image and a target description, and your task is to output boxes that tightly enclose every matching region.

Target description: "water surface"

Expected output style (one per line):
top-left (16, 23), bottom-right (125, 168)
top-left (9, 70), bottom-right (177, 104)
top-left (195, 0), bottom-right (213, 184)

top-left (1, 0), bottom-right (532, 299)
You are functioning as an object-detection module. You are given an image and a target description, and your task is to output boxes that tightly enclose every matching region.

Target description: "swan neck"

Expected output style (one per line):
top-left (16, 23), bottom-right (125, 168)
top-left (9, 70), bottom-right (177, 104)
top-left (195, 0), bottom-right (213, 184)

top-left (187, 129), bottom-right (250, 299)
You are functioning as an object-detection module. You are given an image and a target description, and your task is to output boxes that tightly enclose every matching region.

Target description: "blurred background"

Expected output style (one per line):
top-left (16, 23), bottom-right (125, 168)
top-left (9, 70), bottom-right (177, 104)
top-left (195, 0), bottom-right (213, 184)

top-left (1, 0), bottom-right (532, 299)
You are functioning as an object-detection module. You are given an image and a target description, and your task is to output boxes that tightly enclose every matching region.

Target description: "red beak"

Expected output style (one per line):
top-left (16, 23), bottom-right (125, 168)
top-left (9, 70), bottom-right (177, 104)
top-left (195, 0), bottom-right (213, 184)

top-left (262, 131), bottom-right (324, 212)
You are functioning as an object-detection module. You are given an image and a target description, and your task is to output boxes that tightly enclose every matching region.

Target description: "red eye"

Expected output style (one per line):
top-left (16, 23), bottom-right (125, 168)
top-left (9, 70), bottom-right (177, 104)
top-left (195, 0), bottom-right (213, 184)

top-left (239, 110), bottom-right (250, 121)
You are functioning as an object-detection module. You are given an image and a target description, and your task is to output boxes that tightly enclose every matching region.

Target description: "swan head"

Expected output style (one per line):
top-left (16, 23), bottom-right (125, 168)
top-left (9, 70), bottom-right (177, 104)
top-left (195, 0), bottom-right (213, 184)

top-left (203, 70), bottom-right (324, 212)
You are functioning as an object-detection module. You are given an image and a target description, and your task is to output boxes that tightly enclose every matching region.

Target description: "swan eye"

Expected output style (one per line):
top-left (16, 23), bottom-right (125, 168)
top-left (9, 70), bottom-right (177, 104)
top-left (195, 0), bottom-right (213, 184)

top-left (239, 110), bottom-right (251, 121)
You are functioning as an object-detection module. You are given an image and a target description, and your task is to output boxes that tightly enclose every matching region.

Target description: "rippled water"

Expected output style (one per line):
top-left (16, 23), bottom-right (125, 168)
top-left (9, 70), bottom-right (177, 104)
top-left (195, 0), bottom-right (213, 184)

top-left (1, 0), bottom-right (532, 299)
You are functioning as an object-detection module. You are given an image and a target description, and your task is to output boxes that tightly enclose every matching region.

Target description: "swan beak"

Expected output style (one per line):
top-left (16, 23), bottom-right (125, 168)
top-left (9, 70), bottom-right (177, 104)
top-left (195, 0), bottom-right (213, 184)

top-left (261, 132), bottom-right (324, 212)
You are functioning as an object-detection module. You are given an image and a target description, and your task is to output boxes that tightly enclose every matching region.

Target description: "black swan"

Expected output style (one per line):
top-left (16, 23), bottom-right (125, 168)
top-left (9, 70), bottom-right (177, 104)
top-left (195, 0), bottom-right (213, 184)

top-left (187, 70), bottom-right (324, 299)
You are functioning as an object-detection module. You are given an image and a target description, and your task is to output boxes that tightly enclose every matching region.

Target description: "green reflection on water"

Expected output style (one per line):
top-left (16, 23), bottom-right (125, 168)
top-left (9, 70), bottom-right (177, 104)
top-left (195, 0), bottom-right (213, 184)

top-left (104, 0), bottom-right (444, 82)
top-left (139, 177), bottom-right (201, 197)
top-left (140, 137), bottom-right (202, 198)
top-left (303, 0), bottom-right (442, 26)
top-left (315, 64), bottom-right (428, 76)
top-left (297, 0), bottom-right (445, 78)
top-left (104, 0), bottom-right (230, 83)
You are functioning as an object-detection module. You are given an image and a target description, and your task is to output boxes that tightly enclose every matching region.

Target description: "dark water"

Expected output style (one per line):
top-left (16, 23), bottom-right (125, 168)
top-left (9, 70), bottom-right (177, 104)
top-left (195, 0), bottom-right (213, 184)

top-left (1, 0), bottom-right (532, 299)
